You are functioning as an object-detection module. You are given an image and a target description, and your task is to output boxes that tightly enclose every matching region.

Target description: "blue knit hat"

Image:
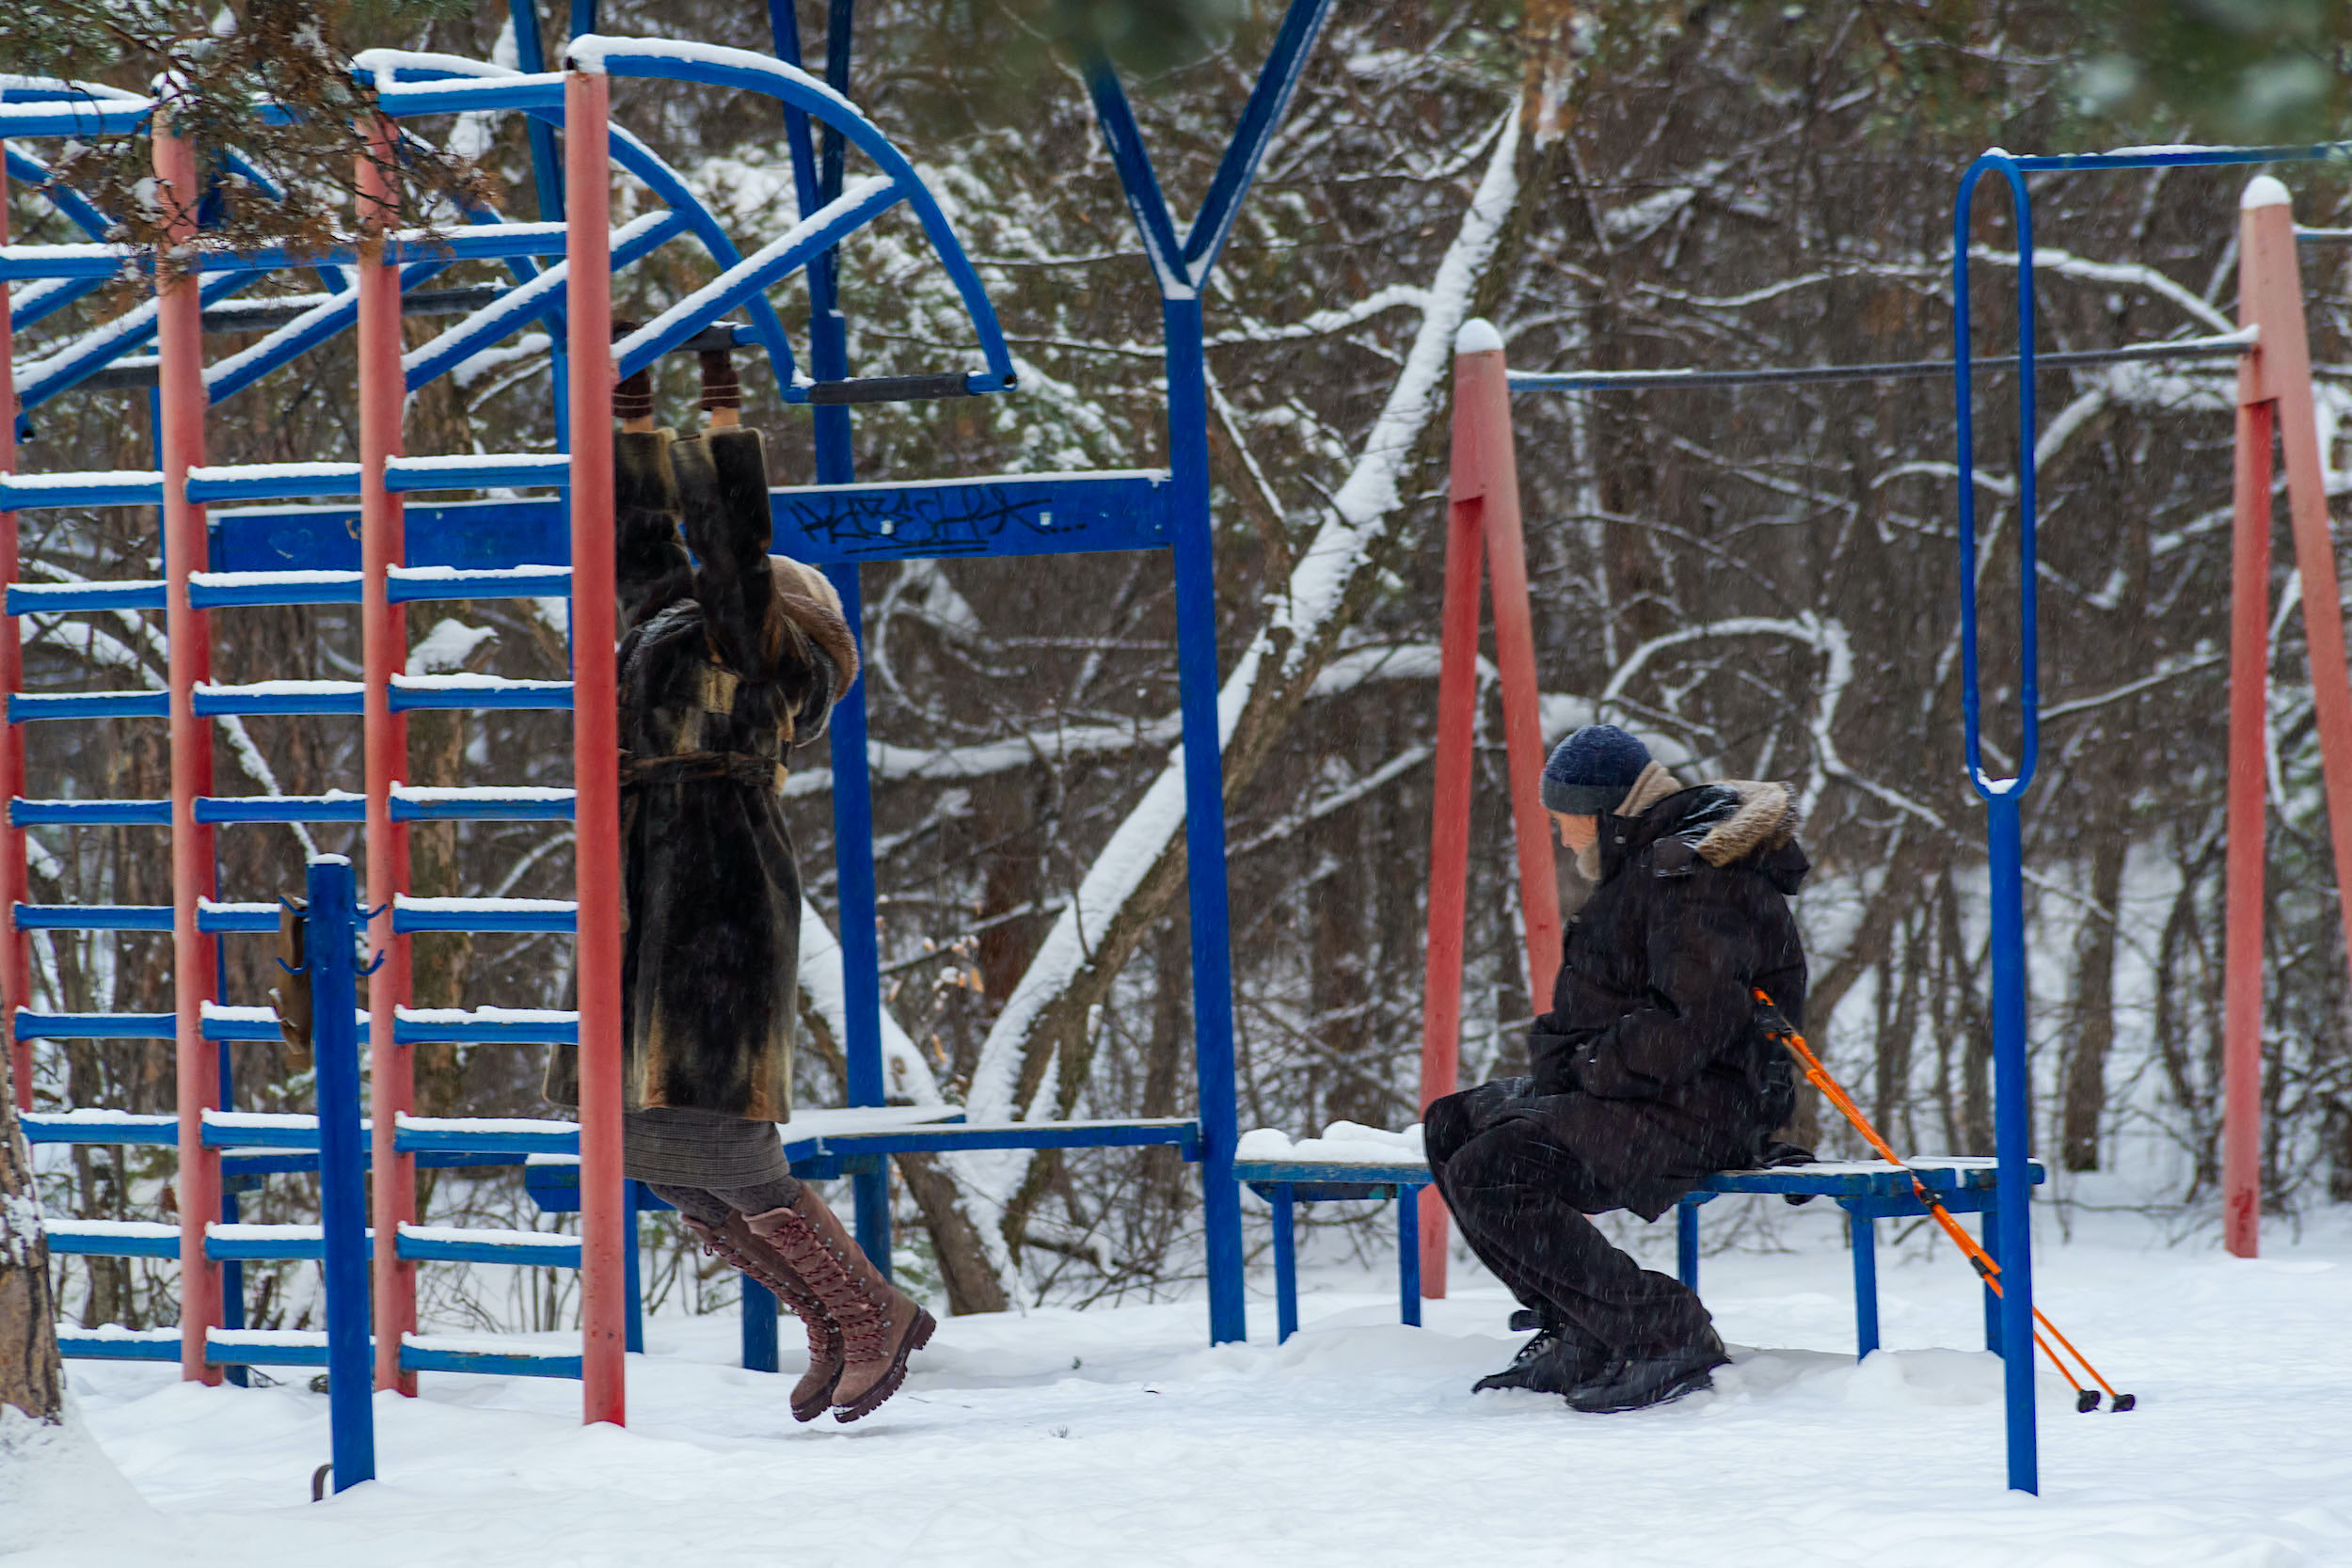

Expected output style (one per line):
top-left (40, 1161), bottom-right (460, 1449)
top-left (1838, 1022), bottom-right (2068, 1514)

top-left (1542, 724), bottom-right (1651, 815)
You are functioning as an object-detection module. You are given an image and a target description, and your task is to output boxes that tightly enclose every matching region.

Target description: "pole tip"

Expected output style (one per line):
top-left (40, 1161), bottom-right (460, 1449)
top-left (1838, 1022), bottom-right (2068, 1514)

top-left (1454, 318), bottom-right (1503, 356)
top-left (2242, 175), bottom-right (2292, 212)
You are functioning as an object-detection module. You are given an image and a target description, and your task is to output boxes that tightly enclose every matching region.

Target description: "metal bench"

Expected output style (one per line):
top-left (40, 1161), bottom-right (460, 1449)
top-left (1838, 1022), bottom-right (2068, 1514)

top-left (1236, 1152), bottom-right (2047, 1354)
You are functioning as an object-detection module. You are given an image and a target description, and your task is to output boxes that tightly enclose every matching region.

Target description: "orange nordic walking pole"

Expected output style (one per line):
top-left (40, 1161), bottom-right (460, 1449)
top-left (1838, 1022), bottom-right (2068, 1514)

top-left (1753, 990), bottom-right (2135, 1413)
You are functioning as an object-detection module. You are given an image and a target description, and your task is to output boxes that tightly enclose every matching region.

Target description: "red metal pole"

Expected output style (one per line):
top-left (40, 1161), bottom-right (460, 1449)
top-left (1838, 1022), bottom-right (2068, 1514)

top-left (2223, 392), bottom-right (2272, 1261)
top-left (0, 132), bottom-right (30, 1112)
top-left (358, 119), bottom-right (418, 1393)
top-left (2233, 177), bottom-right (2352, 1257)
top-left (1458, 337), bottom-right (1562, 1011)
top-left (156, 121), bottom-right (222, 1383)
top-left (566, 67), bottom-right (627, 1427)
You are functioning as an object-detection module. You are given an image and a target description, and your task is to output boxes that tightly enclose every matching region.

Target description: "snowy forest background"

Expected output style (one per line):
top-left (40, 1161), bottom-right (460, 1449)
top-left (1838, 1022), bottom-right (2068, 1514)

top-left (17, 0), bottom-right (2352, 1335)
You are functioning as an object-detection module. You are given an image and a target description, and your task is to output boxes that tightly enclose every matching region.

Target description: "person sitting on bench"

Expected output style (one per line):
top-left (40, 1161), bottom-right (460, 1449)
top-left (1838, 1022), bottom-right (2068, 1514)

top-left (544, 341), bottom-right (932, 1424)
top-left (1425, 723), bottom-right (1810, 1412)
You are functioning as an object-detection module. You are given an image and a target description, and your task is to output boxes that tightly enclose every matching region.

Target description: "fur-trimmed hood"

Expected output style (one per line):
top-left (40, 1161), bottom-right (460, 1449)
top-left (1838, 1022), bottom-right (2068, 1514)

top-left (1675, 780), bottom-right (1802, 868)
top-left (768, 555), bottom-right (860, 702)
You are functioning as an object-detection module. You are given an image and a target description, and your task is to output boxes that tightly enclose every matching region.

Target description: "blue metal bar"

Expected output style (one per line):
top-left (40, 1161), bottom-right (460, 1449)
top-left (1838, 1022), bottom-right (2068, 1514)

top-left (185, 466), bottom-right (361, 505)
top-left (1953, 150), bottom-right (2041, 1497)
top-left (15, 1011), bottom-right (175, 1039)
top-left (1178, 0), bottom-right (1334, 285)
top-left (1271, 1185), bottom-right (1297, 1343)
top-left (391, 899), bottom-right (576, 934)
top-left (388, 791), bottom-right (573, 823)
top-left (1849, 1211), bottom-right (1879, 1359)
top-left (306, 855), bottom-right (375, 1490)
top-left (395, 1230), bottom-right (582, 1266)
top-left (1397, 1183), bottom-right (1421, 1328)
top-left (11, 799), bottom-right (173, 827)
top-left (0, 474), bottom-right (165, 510)
top-left (193, 686), bottom-right (364, 718)
top-left (389, 1014), bottom-right (579, 1046)
top-left (1677, 1199), bottom-right (1700, 1290)
top-left (7, 579), bottom-right (167, 612)
top-left (399, 1343), bottom-right (581, 1379)
top-left (196, 796), bottom-right (369, 825)
top-left (4, 146), bottom-right (113, 239)
top-left (189, 573), bottom-right (365, 609)
top-left (1084, 65), bottom-right (1188, 297)
top-left (14, 903), bottom-right (172, 931)
top-left (389, 680), bottom-right (572, 713)
top-left (10, 692), bottom-right (169, 722)
top-left (740, 1274), bottom-right (780, 1373)
top-left (0, 100), bottom-right (155, 137)
top-left (1980, 1209), bottom-right (2003, 1354)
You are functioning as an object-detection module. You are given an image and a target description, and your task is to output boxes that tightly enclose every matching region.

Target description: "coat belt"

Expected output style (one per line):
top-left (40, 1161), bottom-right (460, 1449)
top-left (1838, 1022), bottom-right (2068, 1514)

top-left (619, 749), bottom-right (787, 794)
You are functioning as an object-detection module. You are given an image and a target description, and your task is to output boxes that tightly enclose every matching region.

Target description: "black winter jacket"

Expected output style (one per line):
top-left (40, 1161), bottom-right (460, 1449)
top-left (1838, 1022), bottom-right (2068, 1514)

top-left (1512, 781), bottom-right (1810, 1217)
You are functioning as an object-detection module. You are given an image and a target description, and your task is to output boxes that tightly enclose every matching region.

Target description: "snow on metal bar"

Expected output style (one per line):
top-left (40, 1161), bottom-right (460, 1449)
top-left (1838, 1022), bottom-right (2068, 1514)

top-left (0, 99), bottom-right (155, 138)
top-left (373, 71), bottom-right (569, 118)
top-left (389, 674), bottom-right (572, 712)
top-left (13, 902), bottom-right (172, 931)
top-left (198, 899), bottom-right (282, 933)
top-left (614, 179), bottom-right (901, 378)
top-left (56, 1327), bottom-right (180, 1362)
top-left (771, 468), bottom-right (1175, 564)
top-left (10, 797), bottom-right (172, 827)
top-left (401, 211), bottom-right (684, 390)
top-left (187, 569), bottom-right (365, 609)
top-left (8, 691), bottom-right (168, 722)
top-left (391, 1006), bottom-right (580, 1045)
top-left (194, 681), bottom-right (366, 717)
top-left (7, 580), bottom-right (167, 613)
top-left (205, 1224), bottom-right (331, 1262)
top-left (0, 242), bottom-right (140, 280)
top-left (385, 564), bottom-right (570, 603)
top-left (19, 1110), bottom-right (179, 1146)
top-left (390, 1114), bottom-right (580, 1153)
top-left (400, 1336), bottom-right (582, 1378)
top-left (15, 1010), bottom-right (174, 1040)
top-left (384, 453), bottom-right (573, 493)
top-left (811, 1117), bottom-right (1200, 1159)
top-left (194, 792), bottom-right (369, 825)
top-left (391, 895), bottom-right (577, 934)
top-left (45, 1220), bottom-right (182, 1259)
top-left (184, 462), bottom-right (365, 504)
top-left (389, 784), bottom-right (574, 822)
top-left (0, 471), bottom-right (165, 510)
top-left (15, 271), bottom-right (254, 410)
top-left (396, 1225), bottom-right (581, 1266)
top-left (204, 1329), bottom-right (332, 1369)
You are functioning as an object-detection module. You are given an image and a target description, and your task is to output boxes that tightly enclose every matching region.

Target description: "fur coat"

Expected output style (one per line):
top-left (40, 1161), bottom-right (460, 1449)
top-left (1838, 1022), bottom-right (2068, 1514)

top-left (546, 424), bottom-right (856, 1121)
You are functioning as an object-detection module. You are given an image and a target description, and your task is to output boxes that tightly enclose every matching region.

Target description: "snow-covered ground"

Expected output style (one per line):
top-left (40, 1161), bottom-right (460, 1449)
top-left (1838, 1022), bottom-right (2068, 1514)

top-left (9, 1205), bottom-right (2352, 1567)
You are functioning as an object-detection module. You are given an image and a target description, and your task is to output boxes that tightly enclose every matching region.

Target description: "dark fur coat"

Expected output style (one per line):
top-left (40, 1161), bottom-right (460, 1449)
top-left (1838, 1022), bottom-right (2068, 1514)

top-left (546, 425), bottom-right (856, 1121)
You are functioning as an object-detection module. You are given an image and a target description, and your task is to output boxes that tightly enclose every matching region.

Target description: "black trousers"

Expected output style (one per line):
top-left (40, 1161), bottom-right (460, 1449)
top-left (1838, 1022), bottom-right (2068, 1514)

top-left (1425, 1081), bottom-right (1717, 1359)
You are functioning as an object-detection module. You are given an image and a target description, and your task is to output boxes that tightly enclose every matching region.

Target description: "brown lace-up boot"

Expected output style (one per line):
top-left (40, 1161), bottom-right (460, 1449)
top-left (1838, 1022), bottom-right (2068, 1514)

top-left (745, 1190), bottom-right (934, 1421)
top-left (682, 1215), bottom-right (843, 1422)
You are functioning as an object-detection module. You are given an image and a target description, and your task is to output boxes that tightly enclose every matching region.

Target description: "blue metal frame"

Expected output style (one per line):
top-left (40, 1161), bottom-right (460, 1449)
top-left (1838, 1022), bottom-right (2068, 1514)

top-left (305, 857), bottom-right (375, 1491)
top-left (1951, 137), bottom-right (2344, 1495)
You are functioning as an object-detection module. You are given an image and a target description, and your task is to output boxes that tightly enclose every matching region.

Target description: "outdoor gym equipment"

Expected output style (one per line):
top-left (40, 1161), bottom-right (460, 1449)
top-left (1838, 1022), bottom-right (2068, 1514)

top-left (1422, 154), bottom-right (2352, 1493)
top-left (3, 0), bottom-right (1343, 1477)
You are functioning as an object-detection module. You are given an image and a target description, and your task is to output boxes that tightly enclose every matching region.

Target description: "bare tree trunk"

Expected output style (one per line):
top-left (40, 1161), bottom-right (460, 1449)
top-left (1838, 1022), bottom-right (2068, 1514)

top-left (2, 1058), bottom-right (65, 1423)
top-left (2061, 822), bottom-right (2130, 1171)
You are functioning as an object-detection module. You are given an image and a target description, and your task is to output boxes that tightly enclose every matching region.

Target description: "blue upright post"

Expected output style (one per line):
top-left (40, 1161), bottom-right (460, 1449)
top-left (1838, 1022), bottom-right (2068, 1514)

top-left (1677, 1200), bottom-right (1700, 1291)
top-left (1987, 795), bottom-right (2037, 1486)
top-left (1165, 293), bottom-right (1247, 1345)
top-left (1980, 1208), bottom-right (2002, 1353)
top-left (506, 0), bottom-right (568, 451)
top-left (1849, 1211), bottom-right (1880, 1359)
top-left (1954, 153), bottom-right (2041, 1495)
top-left (307, 856), bottom-right (375, 1490)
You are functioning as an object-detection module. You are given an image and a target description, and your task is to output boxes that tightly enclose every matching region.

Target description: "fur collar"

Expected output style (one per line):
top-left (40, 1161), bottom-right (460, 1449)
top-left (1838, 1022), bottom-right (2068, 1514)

top-left (1685, 780), bottom-right (1801, 867)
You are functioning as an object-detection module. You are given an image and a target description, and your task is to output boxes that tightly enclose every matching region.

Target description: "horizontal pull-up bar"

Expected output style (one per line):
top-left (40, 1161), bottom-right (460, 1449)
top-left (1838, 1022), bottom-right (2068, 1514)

top-left (1508, 326), bottom-right (2255, 393)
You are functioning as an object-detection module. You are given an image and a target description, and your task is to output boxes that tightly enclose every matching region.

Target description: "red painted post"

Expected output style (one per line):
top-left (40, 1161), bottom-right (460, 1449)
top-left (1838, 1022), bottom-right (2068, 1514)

top-left (2223, 392), bottom-right (2271, 1261)
top-left (1458, 335), bottom-right (1562, 1006)
top-left (0, 132), bottom-right (29, 1112)
top-left (156, 120), bottom-right (223, 1383)
top-left (2228, 177), bottom-right (2352, 1257)
top-left (358, 119), bottom-right (418, 1394)
top-left (1418, 322), bottom-right (1563, 1298)
top-left (566, 66), bottom-right (628, 1426)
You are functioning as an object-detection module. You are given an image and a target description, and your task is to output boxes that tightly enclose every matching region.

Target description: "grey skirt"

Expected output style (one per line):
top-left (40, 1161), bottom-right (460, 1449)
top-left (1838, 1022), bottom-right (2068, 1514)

top-left (621, 1105), bottom-right (793, 1188)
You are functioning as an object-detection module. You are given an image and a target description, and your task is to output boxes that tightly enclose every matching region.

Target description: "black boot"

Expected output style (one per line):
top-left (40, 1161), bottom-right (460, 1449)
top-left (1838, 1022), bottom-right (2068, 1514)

top-left (1564, 1329), bottom-right (1729, 1414)
top-left (1473, 1318), bottom-right (1605, 1395)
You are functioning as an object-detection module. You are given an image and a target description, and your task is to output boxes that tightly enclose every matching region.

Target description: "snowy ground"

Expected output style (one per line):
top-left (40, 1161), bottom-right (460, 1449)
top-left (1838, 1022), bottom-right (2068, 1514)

top-left (8, 1204), bottom-right (2351, 1567)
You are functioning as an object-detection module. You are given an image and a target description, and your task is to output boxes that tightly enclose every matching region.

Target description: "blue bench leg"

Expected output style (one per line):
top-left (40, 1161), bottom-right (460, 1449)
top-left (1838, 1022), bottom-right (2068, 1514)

top-left (1850, 1209), bottom-right (1879, 1359)
top-left (1677, 1200), bottom-right (1699, 1291)
top-left (1399, 1185), bottom-right (1422, 1327)
top-left (625, 1180), bottom-right (644, 1354)
top-left (1980, 1206), bottom-right (2002, 1355)
top-left (1272, 1185), bottom-right (1298, 1343)
top-left (740, 1275), bottom-right (780, 1372)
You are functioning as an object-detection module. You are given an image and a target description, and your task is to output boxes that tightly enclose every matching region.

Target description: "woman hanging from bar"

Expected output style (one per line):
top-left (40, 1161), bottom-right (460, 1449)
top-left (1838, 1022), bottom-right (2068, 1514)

top-left (546, 338), bottom-right (933, 1423)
